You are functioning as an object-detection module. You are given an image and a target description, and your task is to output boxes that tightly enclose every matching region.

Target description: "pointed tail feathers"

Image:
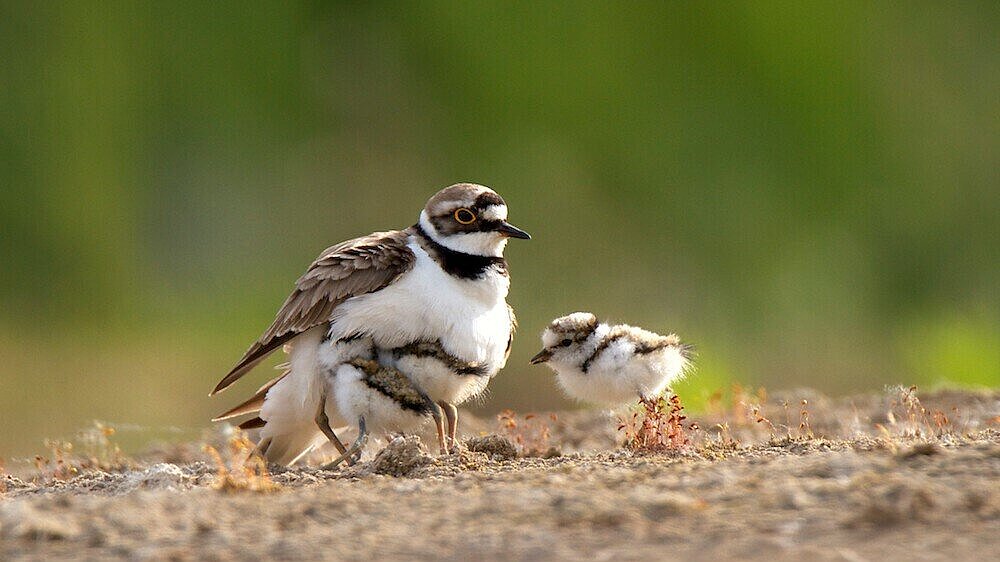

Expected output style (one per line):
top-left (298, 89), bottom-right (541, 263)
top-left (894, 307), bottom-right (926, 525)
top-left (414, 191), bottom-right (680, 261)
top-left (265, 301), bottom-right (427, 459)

top-left (258, 424), bottom-right (325, 465)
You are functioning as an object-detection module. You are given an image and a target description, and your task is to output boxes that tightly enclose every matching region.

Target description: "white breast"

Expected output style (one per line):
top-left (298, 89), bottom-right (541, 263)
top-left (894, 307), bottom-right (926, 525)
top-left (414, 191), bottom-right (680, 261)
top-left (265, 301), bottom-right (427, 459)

top-left (328, 238), bottom-right (513, 372)
top-left (392, 354), bottom-right (491, 405)
top-left (555, 343), bottom-right (689, 406)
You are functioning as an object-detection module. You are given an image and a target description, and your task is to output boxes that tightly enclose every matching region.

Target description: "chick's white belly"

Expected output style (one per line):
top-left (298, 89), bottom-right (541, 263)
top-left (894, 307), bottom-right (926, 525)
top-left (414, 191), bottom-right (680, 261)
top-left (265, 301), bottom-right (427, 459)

top-left (556, 366), bottom-right (640, 406)
top-left (556, 344), bottom-right (688, 405)
top-left (393, 355), bottom-right (491, 405)
top-left (333, 364), bottom-right (429, 434)
top-left (553, 338), bottom-right (641, 405)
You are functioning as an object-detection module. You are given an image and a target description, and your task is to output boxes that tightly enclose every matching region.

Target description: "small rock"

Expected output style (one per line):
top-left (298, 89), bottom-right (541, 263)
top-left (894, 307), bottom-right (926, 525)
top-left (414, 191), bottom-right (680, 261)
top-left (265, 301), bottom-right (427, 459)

top-left (369, 436), bottom-right (433, 477)
top-left (465, 435), bottom-right (518, 460)
top-left (1, 474), bottom-right (34, 495)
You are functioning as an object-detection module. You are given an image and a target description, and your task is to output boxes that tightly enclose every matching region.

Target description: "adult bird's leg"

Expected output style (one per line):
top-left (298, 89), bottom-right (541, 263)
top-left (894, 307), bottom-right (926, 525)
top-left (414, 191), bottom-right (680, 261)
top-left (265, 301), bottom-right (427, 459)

top-left (322, 416), bottom-right (368, 469)
top-left (314, 390), bottom-right (352, 462)
top-left (252, 436), bottom-right (273, 460)
top-left (431, 402), bottom-right (448, 455)
top-left (438, 401), bottom-right (459, 452)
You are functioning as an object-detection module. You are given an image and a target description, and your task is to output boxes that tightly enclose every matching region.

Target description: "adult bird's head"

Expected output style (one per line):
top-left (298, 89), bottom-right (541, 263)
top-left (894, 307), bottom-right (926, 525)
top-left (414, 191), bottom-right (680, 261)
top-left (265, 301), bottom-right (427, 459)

top-left (418, 183), bottom-right (530, 257)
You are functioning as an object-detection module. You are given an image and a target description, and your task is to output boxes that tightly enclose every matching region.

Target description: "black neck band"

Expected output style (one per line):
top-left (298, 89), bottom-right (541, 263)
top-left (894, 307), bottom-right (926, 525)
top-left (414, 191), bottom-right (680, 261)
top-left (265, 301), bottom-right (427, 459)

top-left (414, 223), bottom-right (507, 280)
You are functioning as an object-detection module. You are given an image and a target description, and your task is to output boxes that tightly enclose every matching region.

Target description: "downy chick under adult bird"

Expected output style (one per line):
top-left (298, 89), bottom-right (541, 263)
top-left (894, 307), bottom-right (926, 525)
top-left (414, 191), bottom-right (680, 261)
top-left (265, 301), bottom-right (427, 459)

top-left (325, 357), bottom-right (439, 465)
top-left (320, 338), bottom-right (495, 466)
top-left (216, 329), bottom-right (510, 466)
top-left (386, 326), bottom-right (514, 448)
top-left (211, 183), bottom-right (529, 465)
top-left (529, 312), bottom-right (692, 406)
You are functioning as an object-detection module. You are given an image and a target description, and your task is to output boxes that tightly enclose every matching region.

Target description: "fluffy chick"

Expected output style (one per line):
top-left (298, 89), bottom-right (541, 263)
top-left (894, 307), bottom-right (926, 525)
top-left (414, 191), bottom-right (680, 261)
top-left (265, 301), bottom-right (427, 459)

top-left (530, 312), bottom-right (692, 406)
top-left (325, 338), bottom-right (482, 465)
top-left (313, 336), bottom-right (446, 466)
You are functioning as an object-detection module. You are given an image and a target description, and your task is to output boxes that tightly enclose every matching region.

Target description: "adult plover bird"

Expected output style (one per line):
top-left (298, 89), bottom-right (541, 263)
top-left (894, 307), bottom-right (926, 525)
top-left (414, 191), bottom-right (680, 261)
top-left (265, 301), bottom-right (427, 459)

top-left (529, 312), bottom-right (692, 406)
top-left (211, 183), bottom-right (529, 465)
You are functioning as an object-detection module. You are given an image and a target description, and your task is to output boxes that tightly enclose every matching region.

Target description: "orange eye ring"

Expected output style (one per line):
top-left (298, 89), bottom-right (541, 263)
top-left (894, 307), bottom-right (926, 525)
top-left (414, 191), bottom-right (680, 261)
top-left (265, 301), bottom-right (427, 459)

top-left (454, 208), bottom-right (477, 224)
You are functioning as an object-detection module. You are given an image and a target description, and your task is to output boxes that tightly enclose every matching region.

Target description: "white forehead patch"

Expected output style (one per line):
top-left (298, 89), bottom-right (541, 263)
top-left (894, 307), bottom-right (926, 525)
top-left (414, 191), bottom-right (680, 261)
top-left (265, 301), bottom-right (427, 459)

top-left (480, 204), bottom-right (508, 222)
top-left (541, 328), bottom-right (559, 348)
top-left (559, 312), bottom-right (597, 326)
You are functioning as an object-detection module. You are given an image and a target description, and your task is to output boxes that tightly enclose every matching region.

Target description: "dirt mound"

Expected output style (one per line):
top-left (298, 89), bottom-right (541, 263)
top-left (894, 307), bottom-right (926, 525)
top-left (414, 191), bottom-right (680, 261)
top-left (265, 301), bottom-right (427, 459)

top-left (368, 435), bottom-right (435, 477)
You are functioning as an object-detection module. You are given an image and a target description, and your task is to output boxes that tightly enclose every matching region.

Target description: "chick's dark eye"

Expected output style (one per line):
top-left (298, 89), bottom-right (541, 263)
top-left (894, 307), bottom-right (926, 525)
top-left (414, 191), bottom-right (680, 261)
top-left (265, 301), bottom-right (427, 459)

top-left (454, 208), bottom-right (476, 224)
top-left (560, 339), bottom-right (572, 347)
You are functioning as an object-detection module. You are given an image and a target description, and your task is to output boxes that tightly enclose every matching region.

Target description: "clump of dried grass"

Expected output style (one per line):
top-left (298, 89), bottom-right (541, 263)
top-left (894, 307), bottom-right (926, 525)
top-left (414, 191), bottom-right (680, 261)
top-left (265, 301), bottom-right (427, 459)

top-left (881, 385), bottom-right (956, 438)
top-left (702, 384), bottom-right (822, 444)
top-left (203, 434), bottom-right (279, 494)
top-left (31, 422), bottom-right (134, 482)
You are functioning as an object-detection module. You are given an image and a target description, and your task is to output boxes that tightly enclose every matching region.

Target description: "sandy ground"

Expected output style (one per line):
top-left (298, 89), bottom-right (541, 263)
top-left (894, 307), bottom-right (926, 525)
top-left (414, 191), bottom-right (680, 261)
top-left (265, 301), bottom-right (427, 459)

top-left (2, 388), bottom-right (998, 561)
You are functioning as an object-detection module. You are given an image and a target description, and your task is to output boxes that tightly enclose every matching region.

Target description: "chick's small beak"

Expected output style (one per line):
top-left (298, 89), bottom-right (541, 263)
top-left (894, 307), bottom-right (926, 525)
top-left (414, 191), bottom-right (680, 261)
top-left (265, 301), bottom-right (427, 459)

top-left (529, 348), bottom-right (553, 365)
top-left (496, 221), bottom-right (531, 240)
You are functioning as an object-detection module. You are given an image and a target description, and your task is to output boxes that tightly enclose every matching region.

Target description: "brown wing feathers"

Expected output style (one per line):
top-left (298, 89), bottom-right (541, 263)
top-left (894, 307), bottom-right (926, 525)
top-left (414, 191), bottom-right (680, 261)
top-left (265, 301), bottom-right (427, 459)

top-left (210, 332), bottom-right (298, 397)
top-left (210, 230), bottom-right (416, 396)
top-left (211, 369), bottom-right (290, 422)
top-left (238, 417), bottom-right (266, 430)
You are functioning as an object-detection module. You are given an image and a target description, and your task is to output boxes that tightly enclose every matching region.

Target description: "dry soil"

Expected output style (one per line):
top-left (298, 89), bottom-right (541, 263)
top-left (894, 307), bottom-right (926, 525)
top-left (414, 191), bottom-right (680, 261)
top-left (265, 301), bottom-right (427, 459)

top-left (2, 388), bottom-right (998, 561)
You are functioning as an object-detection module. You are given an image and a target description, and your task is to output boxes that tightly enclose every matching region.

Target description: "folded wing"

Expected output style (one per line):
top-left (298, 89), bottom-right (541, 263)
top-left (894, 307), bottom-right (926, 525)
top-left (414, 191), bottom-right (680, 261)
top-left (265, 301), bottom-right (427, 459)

top-left (211, 229), bottom-right (416, 395)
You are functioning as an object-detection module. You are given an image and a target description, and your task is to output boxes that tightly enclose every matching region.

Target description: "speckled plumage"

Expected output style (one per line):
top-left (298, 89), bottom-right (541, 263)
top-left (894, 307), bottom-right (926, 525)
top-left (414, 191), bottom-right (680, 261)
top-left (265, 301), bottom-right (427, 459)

top-left (332, 337), bottom-right (494, 443)
top-left (532, 312), bottom-right (693, 406)
top-left (333, 353), bottom-right (437, 438)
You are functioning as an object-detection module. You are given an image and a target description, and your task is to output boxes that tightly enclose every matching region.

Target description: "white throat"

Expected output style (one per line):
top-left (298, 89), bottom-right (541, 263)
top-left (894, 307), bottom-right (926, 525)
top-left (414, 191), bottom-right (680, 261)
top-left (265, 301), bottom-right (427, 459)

top-left (419, 210), bottom-right (508, 257)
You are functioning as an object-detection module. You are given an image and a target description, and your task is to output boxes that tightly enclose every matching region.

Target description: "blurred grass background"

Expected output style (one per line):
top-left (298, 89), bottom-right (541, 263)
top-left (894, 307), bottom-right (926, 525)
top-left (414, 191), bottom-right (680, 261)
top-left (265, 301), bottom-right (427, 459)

top-left (1, 2), bottom-right (997, 458)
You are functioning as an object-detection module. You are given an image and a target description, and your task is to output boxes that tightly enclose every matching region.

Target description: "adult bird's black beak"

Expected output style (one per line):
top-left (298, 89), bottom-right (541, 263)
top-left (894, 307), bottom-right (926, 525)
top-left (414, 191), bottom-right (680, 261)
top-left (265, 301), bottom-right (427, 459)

top-left (496, 221), bottom-right (531, 239)
top-left (529, 348), bottom-right (553, 365)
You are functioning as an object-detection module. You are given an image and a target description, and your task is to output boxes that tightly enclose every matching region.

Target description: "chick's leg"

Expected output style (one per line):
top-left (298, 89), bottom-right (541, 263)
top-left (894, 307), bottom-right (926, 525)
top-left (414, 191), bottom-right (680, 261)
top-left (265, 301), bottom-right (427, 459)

top-left (439, 401), bottom-right (459, 452)
top-left (431, 402), bottom-right (448, 455)
top-left (322, 416), bottom-right (368, 469)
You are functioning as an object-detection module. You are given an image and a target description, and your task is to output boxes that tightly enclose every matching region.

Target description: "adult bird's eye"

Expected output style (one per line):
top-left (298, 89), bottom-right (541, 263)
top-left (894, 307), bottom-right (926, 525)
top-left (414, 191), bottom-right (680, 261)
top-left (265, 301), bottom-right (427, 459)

top-left (560, 339), bottom-right (572, 347)
top-left (453, 208), bottom-right (477, 224)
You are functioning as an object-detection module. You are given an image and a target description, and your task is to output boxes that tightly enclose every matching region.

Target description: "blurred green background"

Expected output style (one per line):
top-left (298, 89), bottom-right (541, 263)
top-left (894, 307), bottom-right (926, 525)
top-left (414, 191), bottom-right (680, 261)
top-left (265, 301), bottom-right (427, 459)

top-left (1, 2), bottom-right (997, 458)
